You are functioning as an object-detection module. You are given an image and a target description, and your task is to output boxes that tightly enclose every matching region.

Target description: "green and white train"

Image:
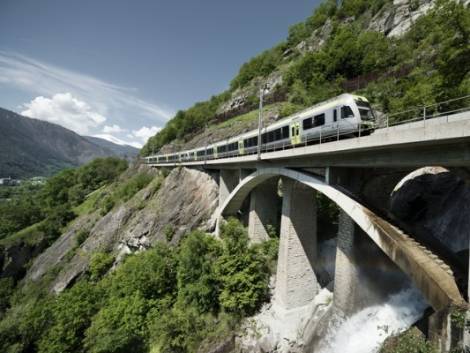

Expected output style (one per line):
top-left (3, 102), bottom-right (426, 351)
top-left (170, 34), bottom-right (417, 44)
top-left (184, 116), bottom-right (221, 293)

top-left (144, 93), bottom-right (375, 164)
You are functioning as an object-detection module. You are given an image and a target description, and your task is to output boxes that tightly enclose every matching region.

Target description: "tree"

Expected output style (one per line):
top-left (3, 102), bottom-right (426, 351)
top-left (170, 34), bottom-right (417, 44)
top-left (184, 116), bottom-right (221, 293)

top-left (84, 293), bottom-right (149, 353)
top-left (176, 231), bottom-right (222, 313)
top-left (214, 219), bottom-right (270, 316)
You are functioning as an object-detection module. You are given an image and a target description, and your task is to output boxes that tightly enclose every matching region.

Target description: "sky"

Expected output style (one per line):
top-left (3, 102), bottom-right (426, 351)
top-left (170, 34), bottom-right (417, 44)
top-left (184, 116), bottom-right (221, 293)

top-left (0, 0), bottom-right (320, 148)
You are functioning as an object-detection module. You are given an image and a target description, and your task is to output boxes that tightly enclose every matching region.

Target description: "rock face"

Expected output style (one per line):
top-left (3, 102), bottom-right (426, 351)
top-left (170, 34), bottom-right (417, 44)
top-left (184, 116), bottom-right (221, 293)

top-left (368, 0), bottom-right (435, 37)
top-left (24, 166), bottom-right (219, 293)
top-left (390, 167), bottom-right (470, 254)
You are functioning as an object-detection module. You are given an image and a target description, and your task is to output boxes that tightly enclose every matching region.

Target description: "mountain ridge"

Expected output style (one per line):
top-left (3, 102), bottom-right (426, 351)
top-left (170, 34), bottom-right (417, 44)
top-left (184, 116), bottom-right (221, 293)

top-left (0, 107), bottom-right (137, 178)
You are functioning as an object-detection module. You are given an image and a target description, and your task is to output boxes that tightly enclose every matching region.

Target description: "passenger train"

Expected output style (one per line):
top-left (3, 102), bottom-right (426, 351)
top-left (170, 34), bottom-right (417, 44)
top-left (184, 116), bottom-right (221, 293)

top-left (144, 94), bottom-right (375, 164)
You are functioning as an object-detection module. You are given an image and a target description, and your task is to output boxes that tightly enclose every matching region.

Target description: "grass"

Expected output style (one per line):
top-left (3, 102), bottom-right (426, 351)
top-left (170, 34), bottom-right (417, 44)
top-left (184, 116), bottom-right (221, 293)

top-left (73, 186), bottom-right (107, 216)
top-left (0, 222), bottom-right (45, 247)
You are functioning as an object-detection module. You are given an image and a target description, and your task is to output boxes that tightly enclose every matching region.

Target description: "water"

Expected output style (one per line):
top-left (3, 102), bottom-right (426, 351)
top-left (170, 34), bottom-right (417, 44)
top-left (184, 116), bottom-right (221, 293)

top-left (316, 286), bottom-right (428, 353)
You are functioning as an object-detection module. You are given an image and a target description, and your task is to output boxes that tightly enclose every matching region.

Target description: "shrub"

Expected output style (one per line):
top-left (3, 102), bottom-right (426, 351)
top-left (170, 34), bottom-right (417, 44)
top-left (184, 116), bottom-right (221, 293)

top-left (114, 173), bottom-right (153, 202)
top-left (76, 230), bottom-right (90, 247)
top-left (0, 277), bottom-right (14, 314)
top-left (100, 196), bottom-right (115, 216)
top-left (84, 293), bottom-right (149, 353)
top-left (164, 224), bottom-right (175, 242)
top-left (176, 231), bottom-right (222, 313)
top-left (88, 252), bottom-right (115, 282)
top-left (149, 306), bottom-right (210, 353)
top-left (38, 281), bottom-right (102, 353)
top-left (108, 244), bottom-right (177, 300)
top-left (215, 219), bottom-right (270, 316)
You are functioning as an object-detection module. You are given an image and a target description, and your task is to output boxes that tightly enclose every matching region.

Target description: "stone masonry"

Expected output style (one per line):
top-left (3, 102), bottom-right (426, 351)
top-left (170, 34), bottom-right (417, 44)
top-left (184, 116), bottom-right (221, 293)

top-left (275, 178), bottom-right (319, 309)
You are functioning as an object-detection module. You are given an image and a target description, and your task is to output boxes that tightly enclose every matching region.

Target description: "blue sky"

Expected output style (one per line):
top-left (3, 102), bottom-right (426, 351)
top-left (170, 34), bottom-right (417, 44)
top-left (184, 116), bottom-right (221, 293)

top-left (0, 0), bottom-right (320, 147)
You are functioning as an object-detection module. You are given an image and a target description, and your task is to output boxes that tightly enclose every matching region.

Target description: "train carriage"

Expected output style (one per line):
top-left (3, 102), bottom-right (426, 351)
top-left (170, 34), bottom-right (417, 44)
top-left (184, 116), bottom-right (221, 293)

top-left (145, 94), bottom-right (375, 164)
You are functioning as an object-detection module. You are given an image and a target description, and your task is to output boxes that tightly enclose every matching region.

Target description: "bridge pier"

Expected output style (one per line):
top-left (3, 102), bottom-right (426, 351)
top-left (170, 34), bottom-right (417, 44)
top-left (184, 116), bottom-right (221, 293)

top-left (275, 178), bottom-right (318, 309)
top-left (248, 178), bottom-right (280, 243)
top-left (219, 169), bottom-right (240, 207)
top-left (332, 210), bottom-right (362, 316)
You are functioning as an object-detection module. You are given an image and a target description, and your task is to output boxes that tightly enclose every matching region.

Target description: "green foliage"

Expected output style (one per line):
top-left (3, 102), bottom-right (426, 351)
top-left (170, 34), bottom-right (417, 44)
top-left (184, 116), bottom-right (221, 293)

top-left (76, 230), bottom-right (90, 247)
top-left (140, 0), bottom-right (468, 153)
top-left (100, 196), bottom-right (115, 216)
top-left (176, 231), bottom-right (222, 313)
top-left (337, 0), bottom-right (369, 18)
top-left (108, 244), bottom-right (177, 300)
top-left (0, 158), bottom-right (127, 243)
top-left (164, 224), bottom-right (175, 242)
top-left (38, 206), bottom-right (76, 244)
top-left (0, 218), bottom-right (277, 353)
top-left (305, 0), bottom-right (337, 30)
top-left (112, 172), bottom-right (154, 203)
top-left (38, 281), bottom-right (102, 353)
top-left (84, 293), bottom-right (149, 353)
top-left (141, 92), bottom-right (231, 155)
top-left (380, 327), bottom-right (437, 353)
top-left (316, 193), bottom-right (339, 224)
top-left (0, 277), bottom-right (14, 314)
top-left (0, 183), bottom-right (44, 240)
top-left (149, 306), bottom-right (210, 353)
top-left (88, 252), bottom-right (115, 282)
top-left (230, 44), bottom-right (286, 91)
top-left (215, 218), bottom-right (270, 316)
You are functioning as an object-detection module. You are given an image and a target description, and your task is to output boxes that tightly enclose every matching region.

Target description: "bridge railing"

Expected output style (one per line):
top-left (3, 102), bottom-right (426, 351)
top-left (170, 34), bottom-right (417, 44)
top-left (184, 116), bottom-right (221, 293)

top-left (144, 94), bottom-right (470, 164)
top-left (382, 94), bottom-right (470, 128)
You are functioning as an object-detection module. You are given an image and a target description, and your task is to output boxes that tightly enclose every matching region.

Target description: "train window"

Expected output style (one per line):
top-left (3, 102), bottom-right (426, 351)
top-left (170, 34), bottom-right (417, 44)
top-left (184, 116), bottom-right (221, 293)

top-left (262, 133), bottom-right (267, 144)
top-left (227, 142), bottom-right (238, 151)
top-left (355, 99), bottom-right (372, 109)
top-left (341, 106), bottom-right (354, 119)
top-left (303, 118), bottom-right (313, 130)
top-left (207, 148), bottom-right (214, 155)
top-left (314, 114), bottom-right (325, 127)
top-left (274, 128), bottom-right (282, 141)
top-left (333, 109), bottom-right (337, 122)
top-left (218, 145), bottom-right (227, 153)
top-left (245, 136), bottom-right (258, 148)
top-left (282, 126), bottom-right (289, 138)
top-left (359, 108), bottom-right (375, 120)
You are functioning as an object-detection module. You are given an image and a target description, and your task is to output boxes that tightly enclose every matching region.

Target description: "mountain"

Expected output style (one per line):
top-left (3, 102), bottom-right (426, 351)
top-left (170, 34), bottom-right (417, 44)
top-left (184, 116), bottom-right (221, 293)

top-left (142, 0), bottom-right (470, 156)
top-left (84, 136), bottom-right (139, 160)
top-left (0, 107), bottom-right (133, 178)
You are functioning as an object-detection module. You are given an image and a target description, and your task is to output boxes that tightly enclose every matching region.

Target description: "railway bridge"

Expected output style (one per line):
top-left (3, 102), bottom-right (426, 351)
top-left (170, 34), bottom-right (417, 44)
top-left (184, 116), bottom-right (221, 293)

top-left (146, 108), bottom-right (470, 351)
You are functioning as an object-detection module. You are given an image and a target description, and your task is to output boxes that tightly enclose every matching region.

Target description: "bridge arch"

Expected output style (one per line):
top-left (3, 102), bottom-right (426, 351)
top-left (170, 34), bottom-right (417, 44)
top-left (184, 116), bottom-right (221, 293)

top-left (217, 167), bottom-right (465, 311)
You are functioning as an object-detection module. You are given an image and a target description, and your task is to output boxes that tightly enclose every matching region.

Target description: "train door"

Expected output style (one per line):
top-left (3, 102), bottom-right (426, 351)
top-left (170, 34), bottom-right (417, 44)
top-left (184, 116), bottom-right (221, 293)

top-left (238, 140), bottom-right (245, 155)
top-left (290, 122), bottom-right (301, 145)
top-left (330, 108), bottom-right (339, 137)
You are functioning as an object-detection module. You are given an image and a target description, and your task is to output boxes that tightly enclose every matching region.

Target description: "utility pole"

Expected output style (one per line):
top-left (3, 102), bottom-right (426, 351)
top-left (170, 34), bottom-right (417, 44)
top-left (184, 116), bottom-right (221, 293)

top-left (257, 84), bottom-right (268, 160)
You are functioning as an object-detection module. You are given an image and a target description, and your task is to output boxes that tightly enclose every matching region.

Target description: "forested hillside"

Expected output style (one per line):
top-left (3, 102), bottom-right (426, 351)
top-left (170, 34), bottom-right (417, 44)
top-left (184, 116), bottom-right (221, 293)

top-left (1, 1), bottom-right (469, 353)
top-left (0, 108), bottom-right (137, 178)
top-left (141, 0), bottom-right (469, 155)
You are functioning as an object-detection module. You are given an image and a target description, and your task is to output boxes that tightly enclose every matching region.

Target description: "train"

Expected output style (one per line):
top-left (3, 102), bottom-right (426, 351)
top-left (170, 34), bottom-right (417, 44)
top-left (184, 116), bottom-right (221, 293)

top-left (144, 93), bottom-right (376, 164)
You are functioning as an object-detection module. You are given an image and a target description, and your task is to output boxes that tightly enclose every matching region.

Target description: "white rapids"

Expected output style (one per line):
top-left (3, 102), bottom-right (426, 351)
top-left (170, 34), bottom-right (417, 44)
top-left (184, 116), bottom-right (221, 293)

top-left (316, 286), bottom-right (428, 353)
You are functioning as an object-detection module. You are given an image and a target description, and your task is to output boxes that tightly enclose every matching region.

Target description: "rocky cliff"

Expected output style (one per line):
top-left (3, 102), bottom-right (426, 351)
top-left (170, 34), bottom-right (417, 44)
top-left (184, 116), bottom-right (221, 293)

top-left (22, 166), bottom-right (218, 293)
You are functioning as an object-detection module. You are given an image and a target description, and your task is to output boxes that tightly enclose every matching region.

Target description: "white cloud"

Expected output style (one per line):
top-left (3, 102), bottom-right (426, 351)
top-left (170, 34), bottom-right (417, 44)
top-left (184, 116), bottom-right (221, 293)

top-left (21, 93), bottom-right (106, 135)
top-left (93, 134), bottom-right (142, 149)
top-left (103, 124), bottom-right (126, 134)
top-left (0, 51), bottom-right (174, 126)
top-left (131, 126), bottom-right (161, 143)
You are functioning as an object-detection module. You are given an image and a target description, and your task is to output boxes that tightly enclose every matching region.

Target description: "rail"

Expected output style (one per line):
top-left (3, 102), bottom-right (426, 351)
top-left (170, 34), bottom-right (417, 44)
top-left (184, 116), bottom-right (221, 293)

top-left (144, 94), bottom-right (470, 165)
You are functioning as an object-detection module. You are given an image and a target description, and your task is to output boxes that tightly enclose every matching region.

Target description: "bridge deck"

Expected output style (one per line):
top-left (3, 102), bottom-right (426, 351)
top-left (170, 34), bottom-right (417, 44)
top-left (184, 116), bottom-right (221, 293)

top-left (147, 111), bottom-right (470, 168)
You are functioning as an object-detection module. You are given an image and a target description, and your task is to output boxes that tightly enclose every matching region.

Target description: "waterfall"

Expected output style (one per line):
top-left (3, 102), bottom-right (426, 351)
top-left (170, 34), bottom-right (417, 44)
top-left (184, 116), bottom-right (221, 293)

top-left (316, 286), bottom-right (428, 353)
